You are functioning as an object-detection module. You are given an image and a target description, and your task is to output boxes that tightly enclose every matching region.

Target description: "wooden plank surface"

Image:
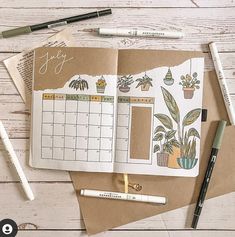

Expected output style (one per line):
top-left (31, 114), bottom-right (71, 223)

top-left (0, 1), bottom-right (234, 236)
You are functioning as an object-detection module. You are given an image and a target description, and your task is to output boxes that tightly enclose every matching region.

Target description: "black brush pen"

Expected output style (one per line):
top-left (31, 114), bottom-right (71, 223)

top-left (0, 9), bottom-right (112, 38)
top-left (191, 120), bottom-right (227, 229)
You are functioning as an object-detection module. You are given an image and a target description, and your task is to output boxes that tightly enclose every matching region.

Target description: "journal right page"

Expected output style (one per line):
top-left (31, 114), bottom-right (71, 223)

top-left (114, 49), bottom-right (204, 177)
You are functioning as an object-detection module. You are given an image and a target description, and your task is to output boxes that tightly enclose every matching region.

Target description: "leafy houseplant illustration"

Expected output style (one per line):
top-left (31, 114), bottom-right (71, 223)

top-left (96, 76), bottom-right (107, 93)
top-left (135, 73), bottom-right (153, 91)
top-left (179, 72), bottom-right (200, 99)
top-left (153, 125), bottom-right (180, 167)
top-left (69, 75), bottom-right (88, 91)
top-left (153, 87), bottom-right (201, 169)
top-left (117, 75), bottom-right (134, 93)
top-left (163, 68), bottom-right (174, 86)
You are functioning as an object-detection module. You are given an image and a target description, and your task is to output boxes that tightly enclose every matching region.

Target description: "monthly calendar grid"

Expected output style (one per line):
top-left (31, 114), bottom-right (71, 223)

top-left (41, 93), bottom-right (114, 163)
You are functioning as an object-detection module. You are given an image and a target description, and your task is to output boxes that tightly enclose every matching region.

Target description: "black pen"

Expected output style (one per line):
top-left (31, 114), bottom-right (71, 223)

top-left (0, 9), bottom-right (112, 38)
top-left (191, 120), bottom-right (227, 229)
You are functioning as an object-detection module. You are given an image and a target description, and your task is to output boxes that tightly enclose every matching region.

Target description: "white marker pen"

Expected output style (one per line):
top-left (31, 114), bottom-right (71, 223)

top-left (84, 28), bottom-right (184, 39)
top-left (209, 42), bottom-right (235, 125)
top-left (0, 120), bottom-right (34, 201)
top-left (80, 189), bottom-right (167, 205)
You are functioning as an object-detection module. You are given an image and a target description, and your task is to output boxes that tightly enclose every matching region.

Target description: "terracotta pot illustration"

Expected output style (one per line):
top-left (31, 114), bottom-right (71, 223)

top-left (167, 147), bottom-right (181, 169)
top-left (157, 153), bottom-right (169, 167)
top-left (141, 84), bottom-right (151, 91)
top-left (119, 86), bottom-right (130, 93)
top-left (177, 157), bottom-right (198, 169)
top-left (96, 87), bottom-right (105, 93)
top-left (183, 88), bottom-right (195, 99)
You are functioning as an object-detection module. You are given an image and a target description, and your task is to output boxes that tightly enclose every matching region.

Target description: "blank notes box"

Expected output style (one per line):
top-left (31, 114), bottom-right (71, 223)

top-left (88, 137), bottom-right (100, 149)
top-left (76, 149), bottom-right (88, 161)
top-left (130, 106), bottom-right (152, 160)
top-left (54, 101), bottom-right (65, 112)
top-left (118, 103), bottom-right (130, 114)
top-left (115, 150), bottom-right (128, 163)
top-left (116, 138), bottom-right (128, 150)
top-left (89, 126), bottom-right (101, 137)
top-left (78, 101), bottom-right (89, 112)
top-left (116, 126), bottom-right (129, 138)
top-left (117, 114), bottom-right (129, 126)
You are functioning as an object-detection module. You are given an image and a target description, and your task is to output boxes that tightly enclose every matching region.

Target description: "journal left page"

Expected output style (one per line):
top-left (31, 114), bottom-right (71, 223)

top-left (30, 47), bottom-right (118, 172)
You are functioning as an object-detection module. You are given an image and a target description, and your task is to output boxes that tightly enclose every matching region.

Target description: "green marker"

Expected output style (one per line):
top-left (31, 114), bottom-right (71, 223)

top-left (192, 120), bottom-right (227, 229)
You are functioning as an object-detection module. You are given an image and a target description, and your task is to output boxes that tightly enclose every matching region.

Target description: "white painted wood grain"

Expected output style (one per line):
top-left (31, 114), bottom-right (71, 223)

top-left (0, 8), bottom-right (235, 52)
top-left (0, 0), bottom-right (235, 8)
top-left (15, 230), bottom-right (235, 237)
top-left (0, 183), bottom-right (234, 230)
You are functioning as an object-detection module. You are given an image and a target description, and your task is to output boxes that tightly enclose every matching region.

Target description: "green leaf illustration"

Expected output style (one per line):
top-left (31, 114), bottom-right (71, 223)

top-left (165, 130), bottom-right (176, 140)
top-left (153, 133), bottom-right (164, 141)
top-left (154, 125), bottom-right (166, 134)
top-left (161, 87), bottom-right (180, 123)
top-left (154, 144), bottom-right (160, 153)
top-left (170, 139), bottom-right (180, 147)
top-left (188, 127), bottom-right (200, 139)
top-left (182, 109), bottom-right (201, 127)
top-left (154, 114), bottom-right (173, 129)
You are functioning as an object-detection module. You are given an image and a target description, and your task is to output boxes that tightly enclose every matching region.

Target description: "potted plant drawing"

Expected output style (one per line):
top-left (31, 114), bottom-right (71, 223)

top-left (69, 75), bottom-right (89, 91)
top-left (163, 68), bottom-right (174, 86)
top-left (179, 72), bottom-right (200, 99)
top-left (135, 73), bottom-right (153, 91)
top-left (154, 86), bottom-right (201, 169)
top-left (117, 75), bottom-right (134, 93)
top-left (96, 76), bottom-right (107, 93)
top-left (153, 125), bottom-right (180, 167)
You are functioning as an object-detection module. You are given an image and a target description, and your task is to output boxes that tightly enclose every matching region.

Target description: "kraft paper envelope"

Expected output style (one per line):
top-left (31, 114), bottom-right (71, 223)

top-left (70, 49), bottom-right (235, 235)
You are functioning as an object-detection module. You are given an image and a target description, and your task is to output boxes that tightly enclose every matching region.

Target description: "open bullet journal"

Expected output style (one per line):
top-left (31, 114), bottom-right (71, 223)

top-left (30, 47), bottom-right (204, 177)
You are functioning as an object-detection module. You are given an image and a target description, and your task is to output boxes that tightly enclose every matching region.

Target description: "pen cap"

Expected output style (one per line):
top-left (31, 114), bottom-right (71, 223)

top-left (212, 120), bottom-right (227, 149)
top-left (98, 9), bottom-right (112, 16)
top-left (2, 26), bottom-right (32, 38)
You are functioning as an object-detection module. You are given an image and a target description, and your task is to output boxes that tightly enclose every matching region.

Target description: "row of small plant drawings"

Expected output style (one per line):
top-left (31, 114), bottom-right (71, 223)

top-left (153, 87), bottom-right (201, 170)
top-left (69, 70), bottom-right (200, 99)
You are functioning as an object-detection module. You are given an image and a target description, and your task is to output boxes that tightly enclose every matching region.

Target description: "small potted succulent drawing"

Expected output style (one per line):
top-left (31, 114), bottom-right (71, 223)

top-left (135, 73), bottom-right (153, 91)
top-left (154, 86), bottom-right (201, 170)
top-left (179, 72), bottom-right (200, 99)
top-left (163, 68), bottom-right (174, 86)
top-left (153, 125), bottom-right (180, 167)
top-left (117, 75), bottom-right (134, 93)
top-left (96, 76), bottom-right (107, 93)
top-left (69, 75), bottom-right (88, 91)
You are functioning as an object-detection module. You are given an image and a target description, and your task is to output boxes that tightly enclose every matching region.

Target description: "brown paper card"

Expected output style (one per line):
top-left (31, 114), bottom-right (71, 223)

top-left (71, 68), bottom-right (235, 234)
top-left (130, 106), bottom-right (152, 160)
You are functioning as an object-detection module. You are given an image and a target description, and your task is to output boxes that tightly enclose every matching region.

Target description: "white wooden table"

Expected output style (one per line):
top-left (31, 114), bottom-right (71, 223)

top-left (0, 1), bottom-right (235, 236)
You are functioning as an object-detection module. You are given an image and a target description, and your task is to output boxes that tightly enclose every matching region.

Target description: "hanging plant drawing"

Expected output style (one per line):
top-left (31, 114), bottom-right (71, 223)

top-left (69, 75), bottom-right (88, 91)
top-left (117, 75), bottom-right (134, 93)
top-left (163, 68), bottom-right (174, 86)
top-left (96, 75), bottom-right (107, 93)
top-left (153, 87), bottom-right (201, 169)
top-left (135, 73), bottom-right (153, 91)
top-left (180, 72), bottom-right (200, 99)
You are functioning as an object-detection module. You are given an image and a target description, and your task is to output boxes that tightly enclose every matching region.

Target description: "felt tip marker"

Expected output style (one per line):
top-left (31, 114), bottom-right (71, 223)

top-left (80, 189), bottom-right (167, 204)
top-left (84, 28), bottom-right (184, 39)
